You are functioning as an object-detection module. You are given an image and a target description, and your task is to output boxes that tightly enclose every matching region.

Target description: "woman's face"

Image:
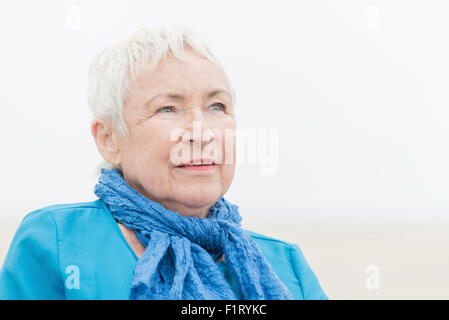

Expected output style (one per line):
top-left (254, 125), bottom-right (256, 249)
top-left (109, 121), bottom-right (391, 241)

top-left (114, 48), bottom-right (236, 217)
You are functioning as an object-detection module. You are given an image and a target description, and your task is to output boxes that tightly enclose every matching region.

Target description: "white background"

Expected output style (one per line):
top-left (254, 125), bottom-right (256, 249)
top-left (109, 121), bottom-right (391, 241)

top-left (0, 0), bottom-right (448, 227)
top-left (1, 0), bottom-right (449, 300)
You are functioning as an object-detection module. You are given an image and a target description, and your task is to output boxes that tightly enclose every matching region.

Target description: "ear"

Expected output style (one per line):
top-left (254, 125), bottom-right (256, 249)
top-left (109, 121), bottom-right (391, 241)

top-left (90, 119), bottom-right (122, 166)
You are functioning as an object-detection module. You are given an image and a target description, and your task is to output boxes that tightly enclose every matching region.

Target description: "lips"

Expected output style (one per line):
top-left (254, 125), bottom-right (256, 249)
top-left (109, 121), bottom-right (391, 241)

top-left (177, 158), bottom-right (216, 167)
top-left (176, 158), bottom-right (217, 171)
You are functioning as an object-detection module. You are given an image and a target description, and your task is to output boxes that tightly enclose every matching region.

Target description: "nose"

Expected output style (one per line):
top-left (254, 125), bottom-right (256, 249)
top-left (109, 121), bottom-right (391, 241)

top-left (182, 108), bottom-right (215, 145)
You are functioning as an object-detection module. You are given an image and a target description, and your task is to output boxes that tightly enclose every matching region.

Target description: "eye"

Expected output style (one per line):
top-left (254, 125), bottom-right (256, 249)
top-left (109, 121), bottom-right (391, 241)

top-left (157, 106), bottom-right (175, 113)
top-left (209, 103), bottom-right (226, 112)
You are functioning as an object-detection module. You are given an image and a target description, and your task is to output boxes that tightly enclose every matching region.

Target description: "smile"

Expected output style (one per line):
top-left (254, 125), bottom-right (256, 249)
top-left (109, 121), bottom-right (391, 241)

top-left (176, 158), bottom-right (217, 171)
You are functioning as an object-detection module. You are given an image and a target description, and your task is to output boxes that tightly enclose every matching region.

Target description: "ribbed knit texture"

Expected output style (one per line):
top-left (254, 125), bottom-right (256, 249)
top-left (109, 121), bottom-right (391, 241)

top-left (94, 168), bottom-right (293, 300)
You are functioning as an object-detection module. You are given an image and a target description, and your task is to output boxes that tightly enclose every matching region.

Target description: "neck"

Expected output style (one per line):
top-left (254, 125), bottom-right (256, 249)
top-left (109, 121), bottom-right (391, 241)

top-left (158, 200), bottom-right (211, 218)
top-left (121, 171), bottom-right (212, 218)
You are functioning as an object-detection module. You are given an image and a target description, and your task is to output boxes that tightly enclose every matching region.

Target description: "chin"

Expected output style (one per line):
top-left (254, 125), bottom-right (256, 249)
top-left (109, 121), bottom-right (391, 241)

top-left (178, 187), bottom-right (223, 209)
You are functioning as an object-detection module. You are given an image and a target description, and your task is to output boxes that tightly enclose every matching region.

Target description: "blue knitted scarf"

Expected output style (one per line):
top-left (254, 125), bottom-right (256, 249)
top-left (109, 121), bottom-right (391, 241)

top-left (94, 168), bottom-right (293, 300)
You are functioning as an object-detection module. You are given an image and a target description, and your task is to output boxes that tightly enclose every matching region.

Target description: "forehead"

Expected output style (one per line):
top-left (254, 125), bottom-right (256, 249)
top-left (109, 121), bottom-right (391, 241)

top-left (132, 49), bottom-right (228, 93)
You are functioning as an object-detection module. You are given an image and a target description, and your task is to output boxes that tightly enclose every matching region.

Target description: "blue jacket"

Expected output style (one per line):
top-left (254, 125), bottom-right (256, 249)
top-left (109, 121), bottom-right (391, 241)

top-left (0, 199), bottom-right (328, 300)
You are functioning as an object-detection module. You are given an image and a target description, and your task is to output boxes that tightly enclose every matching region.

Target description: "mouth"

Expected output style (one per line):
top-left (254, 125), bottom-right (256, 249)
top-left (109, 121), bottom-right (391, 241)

top-left (176, 158), bottom-right (217, 171)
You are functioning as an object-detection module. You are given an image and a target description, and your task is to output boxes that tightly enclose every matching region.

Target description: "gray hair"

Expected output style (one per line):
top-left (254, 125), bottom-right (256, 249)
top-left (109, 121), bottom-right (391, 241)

top-left (87, 25), bottom-right (236, 174)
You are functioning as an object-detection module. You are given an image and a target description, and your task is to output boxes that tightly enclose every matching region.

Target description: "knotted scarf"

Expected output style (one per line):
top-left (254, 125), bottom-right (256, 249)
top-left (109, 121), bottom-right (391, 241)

top-left (94, 168), bottom-right (293, 300)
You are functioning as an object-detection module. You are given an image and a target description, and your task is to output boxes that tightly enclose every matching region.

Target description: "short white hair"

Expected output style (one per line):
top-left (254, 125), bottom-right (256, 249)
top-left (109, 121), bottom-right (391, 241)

top-left (87, 25), bottom-right (236, 173)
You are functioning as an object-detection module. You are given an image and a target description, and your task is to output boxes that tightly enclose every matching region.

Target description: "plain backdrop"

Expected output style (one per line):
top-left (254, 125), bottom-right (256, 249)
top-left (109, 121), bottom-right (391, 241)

top-left (0, 0), bottom-right (448, 227)
top-left (1, 0), bottom-right (449, 300)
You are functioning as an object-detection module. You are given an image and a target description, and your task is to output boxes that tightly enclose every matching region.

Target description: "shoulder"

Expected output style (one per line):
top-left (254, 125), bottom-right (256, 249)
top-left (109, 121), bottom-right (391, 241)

top-left (6, 198), bottom-right (109, 258)
top-left (245, 229), bottom-right (298, 260)
top-left (244, 229), bottom-right (328, 300)
top-left (0, 201), bottom-right (105, 299)
top-left (22, 199), bottom-right (105, 220)
top-left (245, 229), bottom-right (292, 246)
top-left (19, 199), bottom-right (109, 231)
top-left (0, 199), bottom-right (122, 299)
top-left (244, 229), bottom-right (299, 265)
top-left (7, 199), bottom-right (112, 261)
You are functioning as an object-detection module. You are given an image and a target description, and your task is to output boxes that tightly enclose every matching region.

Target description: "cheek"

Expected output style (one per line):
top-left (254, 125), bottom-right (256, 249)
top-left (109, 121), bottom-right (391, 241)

top-left (219, 163), bottom-right (236, 194)
top-left (215, 123), bottom-right (236, 164)
top-left (215, 128), bottom-right (236, 182)
top-left (132, 123), bottom-right (178, 168)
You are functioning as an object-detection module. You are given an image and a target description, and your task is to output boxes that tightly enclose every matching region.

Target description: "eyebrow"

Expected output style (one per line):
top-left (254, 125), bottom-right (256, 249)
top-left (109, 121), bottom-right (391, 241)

top-left (145, 89), bottom-right (231, 108)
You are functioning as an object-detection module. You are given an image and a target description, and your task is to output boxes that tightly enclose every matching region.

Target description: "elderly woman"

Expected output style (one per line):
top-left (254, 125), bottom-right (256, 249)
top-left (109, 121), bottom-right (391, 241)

top-left (0, 26), bottom-right (327, 300)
